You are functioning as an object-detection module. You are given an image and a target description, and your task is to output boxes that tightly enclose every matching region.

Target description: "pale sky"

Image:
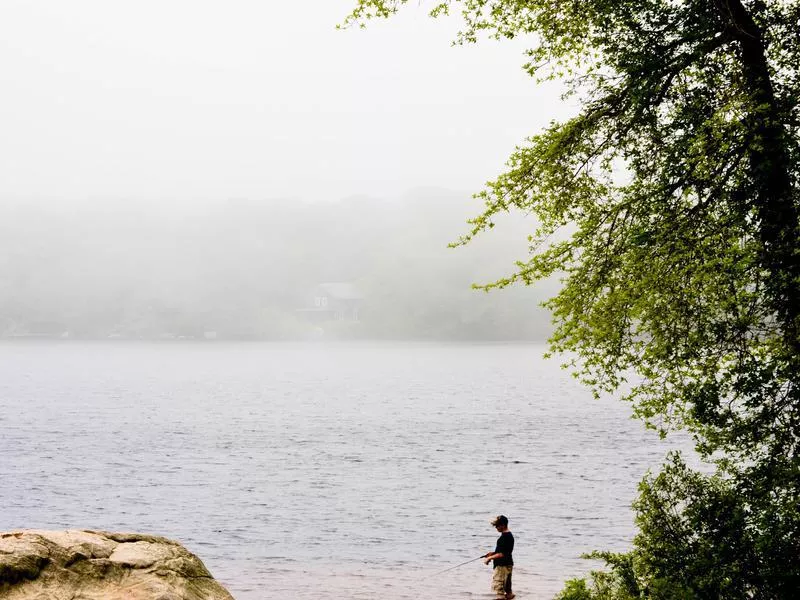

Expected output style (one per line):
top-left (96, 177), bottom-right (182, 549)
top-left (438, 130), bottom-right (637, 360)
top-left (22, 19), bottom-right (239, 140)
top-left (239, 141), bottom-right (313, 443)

top-left (0, 0), bottom-right (570, 203)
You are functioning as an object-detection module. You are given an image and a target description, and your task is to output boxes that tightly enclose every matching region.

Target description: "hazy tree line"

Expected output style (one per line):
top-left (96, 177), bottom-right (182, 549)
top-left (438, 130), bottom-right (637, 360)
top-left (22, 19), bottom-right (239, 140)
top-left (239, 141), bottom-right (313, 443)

top-left (0, 190), bottom-right (556, 341)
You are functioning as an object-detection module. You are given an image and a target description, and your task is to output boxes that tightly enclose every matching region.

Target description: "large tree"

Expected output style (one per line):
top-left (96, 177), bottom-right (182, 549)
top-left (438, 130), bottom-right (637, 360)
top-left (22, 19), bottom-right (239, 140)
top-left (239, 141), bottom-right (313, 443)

top-left (346, 1), bottom-right (800, 597)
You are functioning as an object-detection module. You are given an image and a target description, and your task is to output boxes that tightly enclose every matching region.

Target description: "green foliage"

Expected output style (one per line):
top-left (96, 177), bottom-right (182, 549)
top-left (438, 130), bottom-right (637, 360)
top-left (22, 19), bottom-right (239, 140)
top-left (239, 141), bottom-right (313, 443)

top-left (347, 0), bottom-right (800, 597)
top-left (555, 579), bottom-right (596, 600)
top-left (553, 453), bottom-right (799, 599)
top-left (345, 0), bottom-right (800, 451)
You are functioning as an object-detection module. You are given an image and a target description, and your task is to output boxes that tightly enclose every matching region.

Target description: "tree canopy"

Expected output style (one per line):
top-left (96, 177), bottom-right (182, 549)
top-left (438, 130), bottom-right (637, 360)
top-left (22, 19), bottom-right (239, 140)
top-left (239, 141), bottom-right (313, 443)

top-left (346, 1), bottom-right (800, 596)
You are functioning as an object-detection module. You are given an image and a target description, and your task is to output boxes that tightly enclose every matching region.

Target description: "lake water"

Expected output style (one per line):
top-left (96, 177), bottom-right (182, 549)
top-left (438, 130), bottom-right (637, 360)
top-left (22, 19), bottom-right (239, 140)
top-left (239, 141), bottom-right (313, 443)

top-left (0, 342), bottom-right (689, 599)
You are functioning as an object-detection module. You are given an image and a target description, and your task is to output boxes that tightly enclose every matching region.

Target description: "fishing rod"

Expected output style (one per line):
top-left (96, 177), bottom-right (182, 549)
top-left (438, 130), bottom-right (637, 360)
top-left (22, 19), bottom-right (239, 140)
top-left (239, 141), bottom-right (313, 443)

top-left (433, 554), bottom-right (488, 575)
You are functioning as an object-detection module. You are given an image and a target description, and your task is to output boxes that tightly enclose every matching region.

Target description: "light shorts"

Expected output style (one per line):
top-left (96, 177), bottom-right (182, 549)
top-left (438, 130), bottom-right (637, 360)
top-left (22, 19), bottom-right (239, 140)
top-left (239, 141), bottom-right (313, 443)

top-left (491, 565), bottom-right (513, 598)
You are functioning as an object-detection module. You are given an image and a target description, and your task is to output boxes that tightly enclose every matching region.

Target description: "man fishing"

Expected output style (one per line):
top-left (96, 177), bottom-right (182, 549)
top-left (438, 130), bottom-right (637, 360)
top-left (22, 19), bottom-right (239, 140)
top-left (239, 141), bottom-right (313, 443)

top-left (484, 515), bottom-right (514, 600)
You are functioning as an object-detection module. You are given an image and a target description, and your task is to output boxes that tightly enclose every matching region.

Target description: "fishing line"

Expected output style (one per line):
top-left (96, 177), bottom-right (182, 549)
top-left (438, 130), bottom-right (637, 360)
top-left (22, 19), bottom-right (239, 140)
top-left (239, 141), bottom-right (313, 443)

top-left (433, 554), bottom-right (488, 575)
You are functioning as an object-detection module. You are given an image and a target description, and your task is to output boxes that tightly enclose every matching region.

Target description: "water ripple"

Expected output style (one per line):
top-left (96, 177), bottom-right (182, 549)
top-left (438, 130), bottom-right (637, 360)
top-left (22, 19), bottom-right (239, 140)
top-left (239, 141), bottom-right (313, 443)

top-left (0, 342), bottom-right (692, 599)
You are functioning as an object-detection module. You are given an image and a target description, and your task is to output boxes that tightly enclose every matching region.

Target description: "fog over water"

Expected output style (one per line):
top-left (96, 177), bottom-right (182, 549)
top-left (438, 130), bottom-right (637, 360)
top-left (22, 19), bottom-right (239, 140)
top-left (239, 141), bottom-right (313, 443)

top-left (0, 191), bottom-right (556, 341)
top-left (1, 1), bottom-right (567, 341)
top-left (0, 2), bottom-right (681, 599)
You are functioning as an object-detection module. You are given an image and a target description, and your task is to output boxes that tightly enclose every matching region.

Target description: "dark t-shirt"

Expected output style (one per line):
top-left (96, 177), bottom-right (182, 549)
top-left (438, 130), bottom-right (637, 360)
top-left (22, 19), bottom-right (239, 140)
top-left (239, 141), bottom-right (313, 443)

top-left (493, 531), bottom-right (514, 567)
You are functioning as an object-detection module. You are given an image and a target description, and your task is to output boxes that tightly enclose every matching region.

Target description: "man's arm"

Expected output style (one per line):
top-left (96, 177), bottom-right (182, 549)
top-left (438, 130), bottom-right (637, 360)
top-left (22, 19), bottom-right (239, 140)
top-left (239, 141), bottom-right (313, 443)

top-left (483, 552), bottom-right (503, 565)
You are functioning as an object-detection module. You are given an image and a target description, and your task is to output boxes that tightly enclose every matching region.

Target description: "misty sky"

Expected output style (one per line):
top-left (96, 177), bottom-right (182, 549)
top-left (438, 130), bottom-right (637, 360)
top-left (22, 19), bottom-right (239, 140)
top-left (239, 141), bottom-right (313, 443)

top-left (1, 0), bottom-right (572, 203)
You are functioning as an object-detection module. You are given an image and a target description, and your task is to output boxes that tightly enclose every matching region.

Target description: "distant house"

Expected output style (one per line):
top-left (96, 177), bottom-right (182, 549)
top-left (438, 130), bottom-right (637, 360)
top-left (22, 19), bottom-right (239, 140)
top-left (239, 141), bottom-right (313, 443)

top-left (297, 282), bottom-right (363, 323)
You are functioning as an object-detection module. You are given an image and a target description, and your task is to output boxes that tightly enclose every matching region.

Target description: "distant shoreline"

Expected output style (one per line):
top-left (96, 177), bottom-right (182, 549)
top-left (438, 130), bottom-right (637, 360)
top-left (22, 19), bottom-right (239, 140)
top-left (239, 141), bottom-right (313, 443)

top-left (0, 336), bottom-right (550, 344)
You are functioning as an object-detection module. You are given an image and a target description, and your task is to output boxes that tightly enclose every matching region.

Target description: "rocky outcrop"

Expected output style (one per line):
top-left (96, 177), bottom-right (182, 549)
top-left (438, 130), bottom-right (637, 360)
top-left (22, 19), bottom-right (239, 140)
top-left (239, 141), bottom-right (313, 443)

top-left (0, 530), bottom-right (235, 600)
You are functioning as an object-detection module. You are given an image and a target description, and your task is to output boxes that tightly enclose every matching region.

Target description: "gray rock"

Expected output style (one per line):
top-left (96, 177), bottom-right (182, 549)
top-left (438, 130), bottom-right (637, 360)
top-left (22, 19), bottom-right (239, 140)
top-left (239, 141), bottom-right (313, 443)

top-left (0, 530), bottom-right (235, 600)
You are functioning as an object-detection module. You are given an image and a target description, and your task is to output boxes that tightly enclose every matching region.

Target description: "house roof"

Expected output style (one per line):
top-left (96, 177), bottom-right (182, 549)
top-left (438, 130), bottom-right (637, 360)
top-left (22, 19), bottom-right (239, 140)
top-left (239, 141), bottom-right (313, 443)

top-left (318, 282), bottom-right (363, 300)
